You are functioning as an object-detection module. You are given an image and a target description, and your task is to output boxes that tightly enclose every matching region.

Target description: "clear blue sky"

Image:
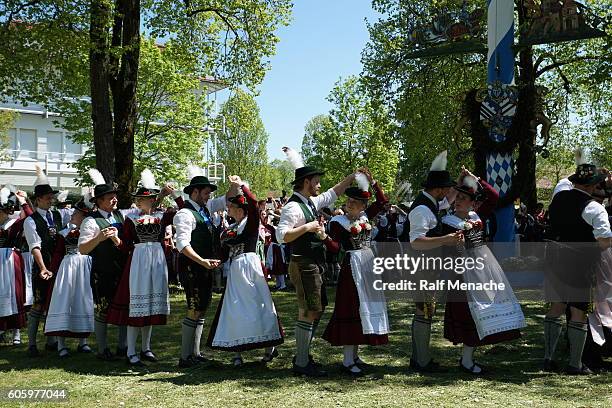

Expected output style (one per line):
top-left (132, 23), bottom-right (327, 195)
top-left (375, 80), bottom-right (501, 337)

top-left (214, 0), bottom-right (381, 161)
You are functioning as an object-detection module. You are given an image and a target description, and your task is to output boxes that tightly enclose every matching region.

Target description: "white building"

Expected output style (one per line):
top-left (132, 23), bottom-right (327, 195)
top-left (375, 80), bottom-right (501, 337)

top-left (0, 76), bottom-right (228, 192)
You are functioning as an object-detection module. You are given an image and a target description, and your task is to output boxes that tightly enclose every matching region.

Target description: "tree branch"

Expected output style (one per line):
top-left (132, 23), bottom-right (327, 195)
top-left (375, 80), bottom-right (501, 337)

top-left (536, 55), bottom-right (601, 78)
top-left (185, 6), bottom-right (239, 37)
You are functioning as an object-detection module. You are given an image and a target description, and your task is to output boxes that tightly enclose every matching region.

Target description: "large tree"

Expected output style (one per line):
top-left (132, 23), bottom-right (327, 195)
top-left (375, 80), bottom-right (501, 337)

top-left (302, 76), bottom-right (399, 192)
top-left (0, 0), bottom-right (292, 204)
top-left (362, 0), bottom-right (610, 209)
top-left (215, 89), bottom-right (269, 198)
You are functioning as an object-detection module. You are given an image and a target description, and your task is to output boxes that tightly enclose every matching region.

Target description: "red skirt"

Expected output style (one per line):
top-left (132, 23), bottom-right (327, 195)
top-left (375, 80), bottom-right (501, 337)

top-left (444, 293), bottom-right (520, 347)
top-left (106, 253), bottom-right (167, 327)
top-left (322, 260), bottom-right (388, 346)
top-left (0, 251), bottom-right (26, 331)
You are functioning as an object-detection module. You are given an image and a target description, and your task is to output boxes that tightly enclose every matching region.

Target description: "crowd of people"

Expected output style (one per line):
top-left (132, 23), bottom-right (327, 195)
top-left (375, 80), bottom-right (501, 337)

top-left (0, 147), bottom-right (610, 378)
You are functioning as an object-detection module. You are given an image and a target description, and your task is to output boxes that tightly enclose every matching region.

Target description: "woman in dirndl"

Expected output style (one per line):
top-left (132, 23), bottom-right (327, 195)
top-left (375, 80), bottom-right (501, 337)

top-left (441, 172), bottom-right (525, 375)
top-left (44, 197), bottom-right (95, 357)
top-left (207, 176), bottom-right (283, 366)
top-left (106, 169), bottom-right (182, 366)
top-left (0, 188), bottom-right (31, 346)
top-left (322, 170), bottom-right (390, 377)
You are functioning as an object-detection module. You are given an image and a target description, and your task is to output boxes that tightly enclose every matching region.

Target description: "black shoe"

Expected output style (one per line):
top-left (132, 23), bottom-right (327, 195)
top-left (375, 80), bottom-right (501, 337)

top-left (292, 354), bottom-right (322, 368)
top-left (77, 344), bottom-right (92, 353)
top-left (96, 348), bottom-right (114, 361)
top-left (116, 347), bottom-right (128, 357)
top-left (178, 357), bottom-right (197, 368)
top-left (459, 358), bottom-right (485, 375)
top-left (58, 347), bottom-right (70, 359)
top-left (262, 348), bottom-right (279, 363)
top-left (542, 359), bottom-right (559, 372)
top-left (27, 345), bottom-right (40, 358)
top-left (127, 354), bottom-right (145, 367)
top-left (409, 359), bottom-right (448, 373)
top-left (194, 353), bottom-right (209, 363)
top-left (354, 358), bottom-right (372, 370)
top-left (231, 356), bottom-right (244, 367)
top-left (140, 350), bottom-right (158, 362)
top-left (566, 364), bottom-right (594, 375)
top-left (341, 363), bottom-right (364, 378)
top-left (45, 341), bottom-right (58, 352)
top-left (292, 360), bottom-right (328, 377)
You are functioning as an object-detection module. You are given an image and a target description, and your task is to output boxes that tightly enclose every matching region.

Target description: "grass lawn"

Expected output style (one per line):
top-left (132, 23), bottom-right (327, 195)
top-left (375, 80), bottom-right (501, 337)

top-left (0, 288), bottom-right (610, 408)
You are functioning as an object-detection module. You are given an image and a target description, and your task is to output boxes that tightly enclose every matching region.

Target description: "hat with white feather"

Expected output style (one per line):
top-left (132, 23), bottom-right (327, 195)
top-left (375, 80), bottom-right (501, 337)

top-left (88, 168), bottom-right (118, 203)
top-left (345, 172), bottom-right (373, 201)
top-left (132, 169), bottom-right (161, 197)
top-left (568, 148), bottom-right (605, 186)
top-left (282, 147), bottom-right (324, 185)
top-left (33, 165), bottom-right (60, 197)
top-left (183, 165), bottom-right (217, 194)
top-left (421, 151), bottom-right (456, 189)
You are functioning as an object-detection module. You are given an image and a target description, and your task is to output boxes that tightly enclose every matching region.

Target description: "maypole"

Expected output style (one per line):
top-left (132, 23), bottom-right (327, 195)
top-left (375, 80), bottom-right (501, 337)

top-left (484, 0), bottom-right (517, 243)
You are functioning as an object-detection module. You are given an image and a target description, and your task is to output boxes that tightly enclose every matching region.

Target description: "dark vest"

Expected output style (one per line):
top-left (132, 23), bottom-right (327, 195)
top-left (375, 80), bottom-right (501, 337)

top-left (549, 189), bottom-right (597, 242)
top-left (181, 201), bottom-right (219, 259)
top-left (399, 192), bottom-right (444, 242)
top-left (30, 210), bottom-right (62, 269)
top-left (287, 194), bottom-right (325, 262)
top-left (89, 210), bottom-right (127, 279)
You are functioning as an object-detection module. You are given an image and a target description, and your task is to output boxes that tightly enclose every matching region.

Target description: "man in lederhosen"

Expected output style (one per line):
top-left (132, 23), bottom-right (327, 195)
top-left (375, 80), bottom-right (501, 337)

top-left (173, 173), bottom-right (239, 368)
top-left (399, 151), bottom-right (462, 372)
top-left (24, 167), bottom-right (65, 356)
top-left (276, 147), bottom-right (355, 377)
top-left (78, 170), bottom-right (131, 360)
top-left (544, 152), bottom-right (612, 375)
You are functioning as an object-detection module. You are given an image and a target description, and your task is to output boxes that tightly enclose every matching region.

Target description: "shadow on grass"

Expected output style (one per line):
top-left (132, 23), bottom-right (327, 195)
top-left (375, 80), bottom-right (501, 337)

top-left (0, 288), bottom-right (609, 393)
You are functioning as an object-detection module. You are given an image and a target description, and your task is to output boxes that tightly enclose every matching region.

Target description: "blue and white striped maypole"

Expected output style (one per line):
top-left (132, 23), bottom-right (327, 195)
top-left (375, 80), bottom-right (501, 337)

top-left (485, 0), bottom-right (516, 243)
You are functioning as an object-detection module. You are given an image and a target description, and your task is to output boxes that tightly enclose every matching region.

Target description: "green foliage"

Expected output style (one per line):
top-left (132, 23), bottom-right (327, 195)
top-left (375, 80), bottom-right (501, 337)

top-left (302, 76), bottom-right (399, 195)
top-left (363, 0), bottom-right (611, 192)
top-left (266, 159), bottom-right (294, 196)
top-left (215, 89), bottom-right (269, 198)
top-left (0, 110), bottom-right (18, 162)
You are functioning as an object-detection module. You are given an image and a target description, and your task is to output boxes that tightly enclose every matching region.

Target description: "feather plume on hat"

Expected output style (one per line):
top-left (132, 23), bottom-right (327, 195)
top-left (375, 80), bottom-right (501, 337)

top-left (0, 187), bottom-right (10, 205)
top-left (282, 147), bottom-right (304, 170)
top-left (34, 164), bottom-right (50, 187)
top-left (430, 150), bottom-right (448, 171)
top-left (140, 169), bottom-right (158, 189)
top-left (57, 190), bottom-right (69, 203)
top-left (88, 168), bottom-right (106, 186)
top-left (4, 184), bottom-right (16, 194)
top-left (462, 175), bottom-right (479, 191)
top-left (574, 147), bottom-right (588, 166)
top-left (187, 165), bottom-right (204, 180)
top-left (355, 172), bottom-right (370, 192)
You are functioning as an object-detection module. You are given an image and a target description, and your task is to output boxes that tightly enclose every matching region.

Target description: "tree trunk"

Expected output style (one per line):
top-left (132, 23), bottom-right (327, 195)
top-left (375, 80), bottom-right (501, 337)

top-left (89, 0), bottom-right (115, 183)
top-left (111, 0), bottom-right (140, 207)
top-left (516, 1), bottom-right (538, 210)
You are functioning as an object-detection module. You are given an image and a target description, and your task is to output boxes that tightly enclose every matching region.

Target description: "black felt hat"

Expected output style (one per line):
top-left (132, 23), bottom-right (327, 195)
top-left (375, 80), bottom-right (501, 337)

top-left (34, 184), bottom-right (59, 198)
top-left (345, 186), bottom-right (371, 201)
top-left (291, 166), bottom-right (325, 185)
top-left (90, 184), bottom-right (118, 203)
top-left (568, 164), bottom-right (606, 186)
top-left (183, 176), bottom-right (217, 194)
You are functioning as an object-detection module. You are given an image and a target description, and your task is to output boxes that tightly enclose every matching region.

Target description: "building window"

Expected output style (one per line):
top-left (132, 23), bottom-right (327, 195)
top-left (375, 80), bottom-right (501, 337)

top-left (64, 136), bottom-right (82, 161)
top-left (17, 129), bottom-right (37, 159)
top-left (46, 131), bottom-right (63, 160)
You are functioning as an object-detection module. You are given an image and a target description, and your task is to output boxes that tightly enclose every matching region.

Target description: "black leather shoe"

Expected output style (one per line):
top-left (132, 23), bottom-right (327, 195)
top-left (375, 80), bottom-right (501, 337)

top-left (96, 348), bottom-right (114, 361)
top-left (542, 359), bottom-right (559, 372)
top-left (58, 347), bottom-right (70, 359)
top-left (77, 344), bottom-right (92, 353)
top-left (341, 363), bottom-right (364, 378)
top-left (459, 358), bottom-right (485, 375)
top-left (292, 360), bottom-right (328, 377)
top-left (194, 353), bottom-right (209, 363)
top-left (127, 354), bottom-right (145, 367)
top-left (178, 357), bottom-right (197, 368)
top-left (262, 348), bottom-right (279, 363)
top-left (27, 345), bottom-right (40, 358)
top-left (140, 350), bottom-right (158, 362)
top-left (409, 359), bottom-right (448, 373)
top-left (292, 354), bottom-right (322, 368)
top-left (566, 365), bottom-right (594, 375)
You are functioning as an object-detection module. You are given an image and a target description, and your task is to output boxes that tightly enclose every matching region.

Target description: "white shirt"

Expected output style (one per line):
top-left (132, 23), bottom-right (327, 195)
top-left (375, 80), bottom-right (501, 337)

top-left (407, 191), bottom-right (451, 243)
top-left (78, 207), bottom-right (140, 247)
top-left (572, 189), bottom-right (612, 240)
top-left (173, 197), bottom-right (226, 252)
top-left (275, 189), bottom-right (338, 243)
top-left (552, 178), bottom-right (573, 198)
top-left (24, 208), bottom-right (61, 251)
